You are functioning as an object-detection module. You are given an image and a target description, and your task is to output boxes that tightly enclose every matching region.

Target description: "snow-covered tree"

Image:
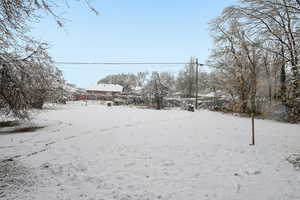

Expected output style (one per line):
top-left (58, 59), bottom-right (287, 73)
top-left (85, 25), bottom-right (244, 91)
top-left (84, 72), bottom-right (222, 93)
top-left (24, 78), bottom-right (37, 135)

top-left (176, 57), bottom-right (197, 97)
top-left (208, 0), bottom-right (300, 122)
top-left (0, 1), bottom-right (97, 119)
top-left (0, 50), bottom-right (64, 118)
top-left (143, 72), bottom-right (169, 110)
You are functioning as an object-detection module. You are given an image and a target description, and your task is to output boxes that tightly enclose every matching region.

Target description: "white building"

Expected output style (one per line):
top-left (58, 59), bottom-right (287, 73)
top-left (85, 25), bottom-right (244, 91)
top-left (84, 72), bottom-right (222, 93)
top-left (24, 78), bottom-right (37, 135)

top-left (86, 84), bottom-right (124, 95)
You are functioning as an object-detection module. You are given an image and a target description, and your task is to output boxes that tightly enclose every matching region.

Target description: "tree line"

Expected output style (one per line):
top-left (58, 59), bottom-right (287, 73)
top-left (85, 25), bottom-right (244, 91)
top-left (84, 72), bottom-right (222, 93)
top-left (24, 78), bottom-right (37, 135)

top-left (97, 61), bottom-right (213, 98)
top-left (1, 0), bottom-right (299, 123)
top-left (208, 0), bottom-right (300, 123)
top-left (97, 58), bottom-right (214, 110)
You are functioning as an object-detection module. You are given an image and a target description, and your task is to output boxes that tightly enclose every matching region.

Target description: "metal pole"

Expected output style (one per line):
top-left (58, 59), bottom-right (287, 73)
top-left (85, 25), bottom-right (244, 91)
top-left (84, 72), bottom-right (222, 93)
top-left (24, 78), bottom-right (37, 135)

top-left (195, 58), bottom-right (199, 109)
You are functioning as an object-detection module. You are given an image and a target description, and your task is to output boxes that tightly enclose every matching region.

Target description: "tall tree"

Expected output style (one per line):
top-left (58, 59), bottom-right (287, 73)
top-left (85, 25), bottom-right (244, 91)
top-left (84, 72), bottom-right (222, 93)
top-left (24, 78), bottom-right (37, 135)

top-left (176, 57), bottom-right (197, 97)
top-left (209, 0), bottom-right (300, 122)
top-left (143, 72), bottom-right (168, 110)
top-left (224, 0), bottom-right (300, 121)
top-left (0, 1), bottom-right (97, 119)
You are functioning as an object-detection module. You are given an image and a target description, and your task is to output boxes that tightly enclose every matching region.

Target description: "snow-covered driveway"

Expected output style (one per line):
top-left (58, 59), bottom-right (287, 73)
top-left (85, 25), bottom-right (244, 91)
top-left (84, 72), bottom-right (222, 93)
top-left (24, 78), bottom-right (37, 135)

top-left (1, 103), bottom-right (300, 200)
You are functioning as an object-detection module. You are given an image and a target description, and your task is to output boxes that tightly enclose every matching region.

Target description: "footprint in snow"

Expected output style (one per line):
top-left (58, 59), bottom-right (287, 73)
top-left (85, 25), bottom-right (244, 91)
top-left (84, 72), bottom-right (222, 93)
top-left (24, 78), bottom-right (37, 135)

top-left (124, 162), bottom-right (135, 168)
top-left (245, 170), bottom-right (261, 175)
top-left (161, 161), bottom-right (175, 167)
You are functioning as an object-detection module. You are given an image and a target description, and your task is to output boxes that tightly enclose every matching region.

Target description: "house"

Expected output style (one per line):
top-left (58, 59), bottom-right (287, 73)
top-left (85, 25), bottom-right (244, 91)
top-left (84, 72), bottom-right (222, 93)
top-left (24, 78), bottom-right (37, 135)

top-left (86, 84), bottom-right (124, 95)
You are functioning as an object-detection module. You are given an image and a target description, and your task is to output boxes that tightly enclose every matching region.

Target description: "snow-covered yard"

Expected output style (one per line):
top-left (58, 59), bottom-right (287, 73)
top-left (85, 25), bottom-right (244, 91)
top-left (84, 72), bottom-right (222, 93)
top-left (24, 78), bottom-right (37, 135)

top-left (0, 102), bottom-right (300, 200)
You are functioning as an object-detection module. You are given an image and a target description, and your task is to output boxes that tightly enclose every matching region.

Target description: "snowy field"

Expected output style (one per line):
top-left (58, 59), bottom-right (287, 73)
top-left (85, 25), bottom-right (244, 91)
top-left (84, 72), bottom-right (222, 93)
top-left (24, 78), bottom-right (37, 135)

top-left (0, 102), bottom-right (300, 200)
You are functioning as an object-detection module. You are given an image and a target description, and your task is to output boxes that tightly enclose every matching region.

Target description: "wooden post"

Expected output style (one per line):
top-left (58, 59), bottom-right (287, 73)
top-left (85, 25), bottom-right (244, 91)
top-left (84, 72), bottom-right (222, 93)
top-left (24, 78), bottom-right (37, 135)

top-left (195, 58), bottom-right (199, 109)
top-left (251, 112), bottom-right (255, 145)
top-left (250, 83), bottom-right (255, 146)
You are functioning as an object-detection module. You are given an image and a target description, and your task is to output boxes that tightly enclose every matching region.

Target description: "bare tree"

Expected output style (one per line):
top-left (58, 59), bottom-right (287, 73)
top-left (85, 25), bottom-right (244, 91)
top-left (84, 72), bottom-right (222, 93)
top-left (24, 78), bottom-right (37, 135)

top-left (208, 0), bottom-right (300, 122)
top-left (136, 72), bottom-right (149, 87)
top-left (224, 0), bottom-right (300, 121)
top-left (176, 57), bottom-right (197, 97)
top-left (0, 1), bottom-right (97, 119)
top-left (159, 72), bottom-right (176, 96)
top-left (209, 18), bottom-right (253, 113)
top-left (143, 72), bottom-right (168, 110)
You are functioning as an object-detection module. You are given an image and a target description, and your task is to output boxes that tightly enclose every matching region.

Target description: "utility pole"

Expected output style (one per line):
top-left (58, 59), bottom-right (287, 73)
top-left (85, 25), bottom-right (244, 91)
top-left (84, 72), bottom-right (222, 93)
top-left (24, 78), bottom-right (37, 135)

top-left (195, 58), bottom-right (199, 109)
top-left (195, 58), bottom-right (204, 110)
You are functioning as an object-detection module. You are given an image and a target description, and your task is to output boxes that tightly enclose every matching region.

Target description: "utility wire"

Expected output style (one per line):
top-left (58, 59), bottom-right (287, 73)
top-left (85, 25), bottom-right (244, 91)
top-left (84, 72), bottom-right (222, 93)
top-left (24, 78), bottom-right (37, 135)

top-left (54, 62), bottom-right (199, 65)
top-left (1, 61), bottom-right (204, 65)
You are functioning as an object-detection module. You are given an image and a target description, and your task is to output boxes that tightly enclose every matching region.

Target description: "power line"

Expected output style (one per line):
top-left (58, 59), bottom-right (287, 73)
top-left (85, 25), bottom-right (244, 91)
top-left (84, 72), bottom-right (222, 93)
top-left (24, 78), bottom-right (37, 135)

top-left (54, 61), bottom-right (198, 65)
top-left (1, 60), bottom-right (205, 66)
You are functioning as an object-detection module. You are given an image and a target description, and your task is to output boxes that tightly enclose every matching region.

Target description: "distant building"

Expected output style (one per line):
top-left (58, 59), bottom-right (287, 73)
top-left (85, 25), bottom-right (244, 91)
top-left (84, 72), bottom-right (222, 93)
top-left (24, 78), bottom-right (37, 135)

top-left (86, 84), bottom-right (124, 95)
top-left (62, 83), bottom-right (87, 101)
top-left (64, 83), bottom-right (79, 94)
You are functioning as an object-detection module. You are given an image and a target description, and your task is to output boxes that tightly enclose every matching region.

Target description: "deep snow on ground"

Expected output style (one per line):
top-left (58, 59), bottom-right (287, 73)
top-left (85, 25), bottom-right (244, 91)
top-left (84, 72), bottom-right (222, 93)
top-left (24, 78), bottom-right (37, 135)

top-left (0, 102), bottom-right (300, 200)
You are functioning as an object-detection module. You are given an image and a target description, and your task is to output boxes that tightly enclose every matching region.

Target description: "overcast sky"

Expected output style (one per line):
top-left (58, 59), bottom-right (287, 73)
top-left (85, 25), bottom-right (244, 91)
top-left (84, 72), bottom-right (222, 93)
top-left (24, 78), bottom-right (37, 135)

top-left (30, 0), bottom-right (237, 88)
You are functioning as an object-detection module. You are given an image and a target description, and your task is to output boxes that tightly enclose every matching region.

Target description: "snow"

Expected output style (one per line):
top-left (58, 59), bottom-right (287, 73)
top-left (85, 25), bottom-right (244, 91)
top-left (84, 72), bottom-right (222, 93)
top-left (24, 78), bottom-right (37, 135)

top-left (200, 92), bottom-right (215, 97)
top-left (86, 84), bottom-right (124, 92)
top-left (0, 102), bottom-right (300, 200)
top-left (199, 91), bottom-right (228, 98)
top-left (63, 84), bottom-right (81, 93)
top-left (133, 86), bottom-right (143, 92)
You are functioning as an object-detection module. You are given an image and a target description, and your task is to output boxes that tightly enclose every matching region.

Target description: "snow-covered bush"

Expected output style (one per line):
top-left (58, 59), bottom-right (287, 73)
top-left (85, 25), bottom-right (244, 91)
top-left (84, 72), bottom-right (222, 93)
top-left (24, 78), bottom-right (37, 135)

top-left (0, 52), bottom-right (64, 119)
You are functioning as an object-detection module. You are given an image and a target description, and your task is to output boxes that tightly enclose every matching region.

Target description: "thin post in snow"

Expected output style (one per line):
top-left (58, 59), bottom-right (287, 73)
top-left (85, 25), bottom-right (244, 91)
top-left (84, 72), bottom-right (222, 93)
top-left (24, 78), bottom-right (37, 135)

top-left (250, 84), bottom-right (255, 146)
top-left (195, 58), bottom-right (199, 110)
top-left (250, 112), bottom-right (255, 145)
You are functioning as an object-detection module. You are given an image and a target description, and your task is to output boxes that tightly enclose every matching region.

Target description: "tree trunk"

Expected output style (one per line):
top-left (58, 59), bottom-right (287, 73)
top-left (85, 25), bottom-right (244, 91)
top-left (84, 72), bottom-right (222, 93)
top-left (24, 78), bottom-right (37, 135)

top-left (154, 79), bottom-right (161, 110)
top-left (280, 64), bottom-right (287, 104)
top-left (289, 63), bottom-right (299, 123)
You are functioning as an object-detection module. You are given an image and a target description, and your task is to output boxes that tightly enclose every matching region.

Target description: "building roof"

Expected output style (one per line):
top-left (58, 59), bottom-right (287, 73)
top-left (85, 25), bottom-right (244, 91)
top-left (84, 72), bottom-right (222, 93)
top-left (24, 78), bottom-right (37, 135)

top-left (63, 84), bottom-right (79, 93)
top-left (86, 84), bottom-right (123, 93)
